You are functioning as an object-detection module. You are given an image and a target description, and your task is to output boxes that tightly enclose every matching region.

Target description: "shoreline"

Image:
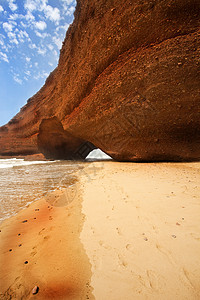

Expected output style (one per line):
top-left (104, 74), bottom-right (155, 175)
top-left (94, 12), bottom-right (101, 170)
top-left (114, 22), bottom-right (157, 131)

top-left (0, 161), bottom-right (200, 299)
top-left (0, 154), bottom-right (48, 161)
top-left (0, 179), bottom-right (94, 299)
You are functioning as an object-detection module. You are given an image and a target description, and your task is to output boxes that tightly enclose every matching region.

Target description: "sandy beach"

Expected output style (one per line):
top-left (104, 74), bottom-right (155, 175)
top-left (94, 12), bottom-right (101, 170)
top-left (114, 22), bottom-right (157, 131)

top-left (0, 161), bottom-right (200, 299)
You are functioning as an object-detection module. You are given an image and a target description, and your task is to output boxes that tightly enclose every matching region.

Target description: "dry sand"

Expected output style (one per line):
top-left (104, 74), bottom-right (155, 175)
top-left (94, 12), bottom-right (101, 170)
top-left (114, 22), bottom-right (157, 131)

top-left (0, 161), bottom-right (200, 299)
top-left (80, 162), bottom-right (200, 300)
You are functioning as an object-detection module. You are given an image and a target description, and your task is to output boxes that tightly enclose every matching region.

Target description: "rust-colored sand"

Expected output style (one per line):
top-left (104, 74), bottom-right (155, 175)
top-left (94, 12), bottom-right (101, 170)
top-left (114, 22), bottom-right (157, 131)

top-left (0, 185), bottom-right (94, 299)
top-left (0, 161), bottom-right (200, 299)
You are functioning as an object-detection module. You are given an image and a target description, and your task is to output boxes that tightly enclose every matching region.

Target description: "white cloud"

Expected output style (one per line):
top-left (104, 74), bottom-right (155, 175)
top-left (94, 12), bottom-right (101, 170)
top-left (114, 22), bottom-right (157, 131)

top-left (0, 51), bottom-right (9, 63)
top-left (7, 31), bottom-right (18, 44)
top-left (28, 0), bottom-right (48, 11)
top-left (56, 23), bottom-right (69, 32)
top-left (20, 21), bottom-right (28, 28)
top-left (8, 13), bottom-right (25, 21)
top-left (61, 0), bottom-right (76, 14)
top-left (2, 21), bottom-right (17, 35)
top-left (1, 0), bottom-right (75, 89)
top-left (63, 23), bottom-right (70, 31)
top-left (62, 0), bottom-right (75, 4)
top-left (33, 70), bottom-right (49, 80)
top-left (53, 36), bottom-right (63, 50)
top-left (44, 5), bottom-right (60, 23)
top-left (24, 0), bottom-right (48, 13)
top-left (0, 34), bottom-right (5, 46)
top-left (13, 75), bottom-right (22, 84)
top-left (24, 0), bottom-right (61, 24)
top-left (66, 6), bottom-right (75, 16)
top-left (61, 0), bottom-right (76, 8)
top-left (24, 0), bottom-right (37, 12)
top-left (9, 13), bottom-right (19, 20)
top-left (25, 11), bottom-right (35, 21)
top-left (17, 30), bottom-right (29, 42)
top-left (8, 0), bottom-right (18, 12)
top-left (3, 22), bottom-right (13, 32)
top-left (35, 31), bottom-right (48, 38)
top-left (2, 44), bottom-right (10, 52)
top-left (35, 20), bottom-right (47, 30)
top-left (53, 49), bottom-right (58, 56)
top-left (38, 47), bottom-right (46, 56)
top-left (29, 42), bottom-right (36, 49)
top-left (25, 70), bottom-right (31, 76)
top-left (35, 31), bottom-right (42, 38)
top-left (47, 44), bottom-right (54, 51)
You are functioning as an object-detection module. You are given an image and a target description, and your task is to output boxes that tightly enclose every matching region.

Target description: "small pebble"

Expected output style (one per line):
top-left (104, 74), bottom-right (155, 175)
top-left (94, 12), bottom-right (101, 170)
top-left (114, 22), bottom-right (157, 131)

top-left (9, 249), bottom-right (12, 252)
top-left (32, 286), bottom-right (39, 295)
top-left (144, 237), bottom-right (148, 241)
top-left (19, 244), bottom-right (22, 247)
top-left (172, 235), bottom-right (176, 238)
top-left (176, 222), bottom-right (180, 226)
top-left (34, 218), bottom-right (36, 220)
top-left (22, 220), bottom-right (28, 223)
top-left (24, 260), bottom-right (28, 264)
top-left (18, 233), bottom-right (21, 236)
top-left (35, 209), bottom-right (39, 211)
top-left (182, 218), bottom-right (184, 220)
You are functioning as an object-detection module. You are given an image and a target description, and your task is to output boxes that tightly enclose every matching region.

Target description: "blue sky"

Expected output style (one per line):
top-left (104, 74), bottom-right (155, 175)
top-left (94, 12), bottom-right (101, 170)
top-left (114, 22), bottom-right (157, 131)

top-left (0, 0), bottom-right (76, 126)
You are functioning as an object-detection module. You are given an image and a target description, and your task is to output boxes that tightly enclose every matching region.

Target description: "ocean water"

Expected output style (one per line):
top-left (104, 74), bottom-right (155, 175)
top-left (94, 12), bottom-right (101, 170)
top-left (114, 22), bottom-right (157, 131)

top-left (0, 159), bottom-right (84, 223)
top-left (0, 150), bottom-right (111, 223)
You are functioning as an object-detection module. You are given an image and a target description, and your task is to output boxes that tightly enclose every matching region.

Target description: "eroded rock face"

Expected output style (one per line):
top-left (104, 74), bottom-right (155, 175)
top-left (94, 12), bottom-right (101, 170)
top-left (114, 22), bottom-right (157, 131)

top-left (37, 117), bottom-right (96, 159)
top-left (0, 0), bottom-right (199, 161)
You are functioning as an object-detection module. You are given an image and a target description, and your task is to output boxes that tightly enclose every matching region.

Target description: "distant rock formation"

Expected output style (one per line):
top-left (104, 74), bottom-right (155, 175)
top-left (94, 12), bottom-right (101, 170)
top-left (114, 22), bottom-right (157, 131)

top-left (0, 0), bottom-right (200, 161)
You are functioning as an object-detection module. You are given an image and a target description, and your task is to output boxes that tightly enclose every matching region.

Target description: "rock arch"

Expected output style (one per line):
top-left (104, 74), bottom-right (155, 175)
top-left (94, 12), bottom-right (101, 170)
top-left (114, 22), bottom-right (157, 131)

top-left (37, 117), bottom-right (96, 160)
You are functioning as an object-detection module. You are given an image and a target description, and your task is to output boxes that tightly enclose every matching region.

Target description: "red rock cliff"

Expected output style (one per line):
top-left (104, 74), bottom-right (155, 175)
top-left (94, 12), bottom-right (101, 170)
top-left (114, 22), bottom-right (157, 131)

top-left (0, 0), bottom-right (200, 161)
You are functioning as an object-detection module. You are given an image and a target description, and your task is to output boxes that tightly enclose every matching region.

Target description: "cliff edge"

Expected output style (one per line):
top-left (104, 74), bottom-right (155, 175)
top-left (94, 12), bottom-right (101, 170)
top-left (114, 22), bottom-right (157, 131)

top-left (0, 0), bottom-right (200, 161)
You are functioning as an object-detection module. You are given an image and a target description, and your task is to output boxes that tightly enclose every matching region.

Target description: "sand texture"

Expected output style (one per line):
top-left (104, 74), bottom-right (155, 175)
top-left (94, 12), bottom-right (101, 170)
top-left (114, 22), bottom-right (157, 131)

top-left (0, 183), bottom-right (94, 299)
top-left (0, 161), bottom-right (200, 299)
top-left (80, 162), bottom-right (200, 300)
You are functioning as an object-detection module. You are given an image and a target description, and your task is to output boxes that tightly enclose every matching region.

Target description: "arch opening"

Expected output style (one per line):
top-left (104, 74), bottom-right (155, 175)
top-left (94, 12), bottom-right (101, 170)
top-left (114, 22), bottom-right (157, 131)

top-left (86, 149), bottom-right (112, 161)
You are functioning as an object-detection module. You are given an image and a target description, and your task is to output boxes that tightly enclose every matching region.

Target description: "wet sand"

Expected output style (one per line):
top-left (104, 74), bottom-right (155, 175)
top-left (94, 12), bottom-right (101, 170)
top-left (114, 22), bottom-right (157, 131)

top-left (0, 183), bottom-right (94, 299)
top-left (0, 161), bottom-right (200, 299)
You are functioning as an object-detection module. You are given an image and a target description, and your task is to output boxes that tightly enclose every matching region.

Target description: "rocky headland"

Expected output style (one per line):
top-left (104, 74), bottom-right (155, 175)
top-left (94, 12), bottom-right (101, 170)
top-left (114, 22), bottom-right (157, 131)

top-left (0, 0), bottom-right (199, 161)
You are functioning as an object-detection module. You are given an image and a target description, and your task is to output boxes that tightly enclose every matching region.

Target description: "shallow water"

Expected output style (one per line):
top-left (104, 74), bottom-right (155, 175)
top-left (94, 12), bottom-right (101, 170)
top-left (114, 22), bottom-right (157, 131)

top-left (0, 159), bottom-right (83, 223)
